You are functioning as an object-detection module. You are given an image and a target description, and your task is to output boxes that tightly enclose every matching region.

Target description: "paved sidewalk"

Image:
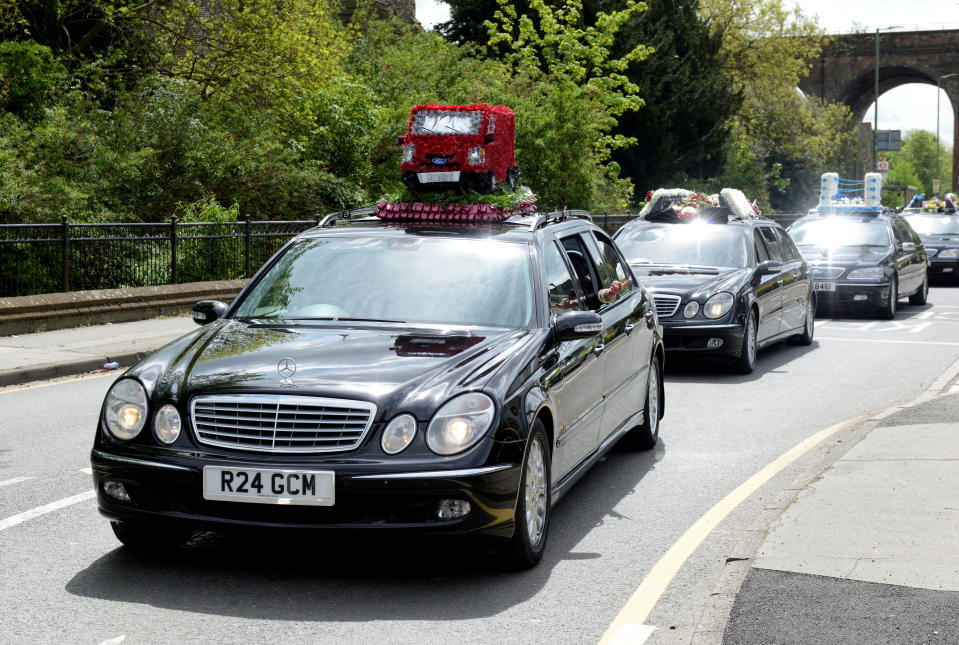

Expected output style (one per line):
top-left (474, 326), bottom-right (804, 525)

top-left (0, 316), bottom-right (196, 387)
top-left (724, 392), bottom-right (959, 644)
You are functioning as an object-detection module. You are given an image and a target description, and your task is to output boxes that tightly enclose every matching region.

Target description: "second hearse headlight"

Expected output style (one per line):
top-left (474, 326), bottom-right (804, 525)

top-left (153, 404), bottom-right (182, 445)
top-left (382, 414), bottom-right (417, 455)
top-left (703, 292), bottom-right (734, 319)
top-left (939, 249), bottom-right (959, 258)
top-left (426, 393), bottom-right (494, 456)
top-left (104, 379), bottom-right (148, 440)
top-left (847, 266), bottom-right (884, 281)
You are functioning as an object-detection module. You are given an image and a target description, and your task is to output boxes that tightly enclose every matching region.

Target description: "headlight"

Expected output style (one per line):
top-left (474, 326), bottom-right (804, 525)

top-left (402, 144), bottom-right (415, 163)
top-left (703, 292), bottom-right (734, 319)
top-left (104, 379), bottom-right (148, 440)
top-left (683, 301), bottom-right (700, 318)
top-left (426, 393), bottom-right (494, 456)
top-left (939, 248), bottom-right (959, 258)
top-left (847, 266), bottom-right (884, 281)
top-left (467, 146), bottom-right (485, 165)
top-left (382, 414), bottom-right (417, 455)
top-left (153, 403), bottom-right (182, 445)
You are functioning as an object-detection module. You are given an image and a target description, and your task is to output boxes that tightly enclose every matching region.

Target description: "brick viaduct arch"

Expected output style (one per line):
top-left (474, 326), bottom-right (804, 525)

top-left (800, 29), bottom-right (959, 191)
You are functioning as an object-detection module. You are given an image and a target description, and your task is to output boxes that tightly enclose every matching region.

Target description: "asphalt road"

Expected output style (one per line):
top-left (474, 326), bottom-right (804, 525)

top-left (3, 285), bottom-right (959, 645)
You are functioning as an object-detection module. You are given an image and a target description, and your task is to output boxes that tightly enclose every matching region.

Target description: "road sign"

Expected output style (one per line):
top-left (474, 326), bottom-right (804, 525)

top-left (934, 179), bottom-right (941, 193)
top-left (878, 160), bottom-right (889, 172)
top-left (875, 130), bottom-right (902, 152)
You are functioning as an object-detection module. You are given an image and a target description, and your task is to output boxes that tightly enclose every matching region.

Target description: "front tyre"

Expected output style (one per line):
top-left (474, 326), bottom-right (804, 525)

top-left (908, 273), bottom-right (929, 306)
top-left (624, 357), bottom-right (661, 450)
top-left (502, 420), bottom-right (551, 569)
top-left (111, 520), bottom-right (193, 552)
top-left (732, 309), bottom-right (758, 374)
top-left (879, 278), bottom-right (898, 319)
top-left (790, 294), bottom-right (815, 346)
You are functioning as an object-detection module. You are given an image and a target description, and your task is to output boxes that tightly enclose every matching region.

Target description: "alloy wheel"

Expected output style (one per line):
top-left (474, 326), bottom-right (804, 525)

top-left (524, 437), bottom-right (548, 546)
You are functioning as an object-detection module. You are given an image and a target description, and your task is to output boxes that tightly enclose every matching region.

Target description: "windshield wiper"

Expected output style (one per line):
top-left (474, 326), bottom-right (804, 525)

top-left (283, 317), bottom-right (408, 324)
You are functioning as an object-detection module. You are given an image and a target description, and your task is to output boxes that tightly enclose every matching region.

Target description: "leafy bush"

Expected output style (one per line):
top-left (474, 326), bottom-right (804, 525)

top-left (0, 40), bottom-right (64, 122)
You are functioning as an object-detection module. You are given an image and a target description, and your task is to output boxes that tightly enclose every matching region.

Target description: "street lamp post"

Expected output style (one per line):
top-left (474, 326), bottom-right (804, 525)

top-left (874, 27), bottom-right (902, 170)
top-left (936, 73), bottom-right (959, 196)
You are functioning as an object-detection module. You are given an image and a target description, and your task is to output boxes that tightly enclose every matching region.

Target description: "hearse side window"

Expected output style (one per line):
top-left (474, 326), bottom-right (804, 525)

top-left (753, 230), bottom-right (770, 264)
top-left (544, 241), bottom-right (583, 316)
top-left (759, 227), bottom-right (785, 262)
top-left (585, 231), bottom-right (633, 299)
top-left (775, 228), bottom-right (803, 262)
top-left (560, 235), bottom-right (602, 310)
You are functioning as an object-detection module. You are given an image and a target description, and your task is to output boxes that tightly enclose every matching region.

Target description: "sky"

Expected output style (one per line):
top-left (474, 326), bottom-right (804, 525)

top-left (413, 0), bottom-right (959, 143)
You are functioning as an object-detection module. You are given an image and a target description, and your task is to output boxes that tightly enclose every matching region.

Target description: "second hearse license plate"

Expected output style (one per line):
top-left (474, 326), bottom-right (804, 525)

top-left (202, 466), bottom-right (335, 506)
top-left (813, 281), bottom-right (836, 292)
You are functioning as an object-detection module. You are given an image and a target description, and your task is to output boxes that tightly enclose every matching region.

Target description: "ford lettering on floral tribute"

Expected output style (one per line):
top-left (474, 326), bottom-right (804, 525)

top-left (378, 104), bottom-right (535, 222)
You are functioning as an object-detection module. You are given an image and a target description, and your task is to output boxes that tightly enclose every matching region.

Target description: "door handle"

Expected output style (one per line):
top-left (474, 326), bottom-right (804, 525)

top-left (625, 323), bottom-right (634, 336)
top-left (593, 344), bottom-right (605, 357)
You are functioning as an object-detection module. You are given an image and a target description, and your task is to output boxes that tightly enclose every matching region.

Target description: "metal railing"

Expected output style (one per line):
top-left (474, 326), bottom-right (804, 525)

top-left (0, 216), bottom-right (319, 298)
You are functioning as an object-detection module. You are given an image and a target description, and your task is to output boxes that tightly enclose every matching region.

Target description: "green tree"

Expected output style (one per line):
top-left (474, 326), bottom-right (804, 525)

top-left (884, 130), bottom-right (951, 199)
top-left (0, 40), bottom-right (64, 121)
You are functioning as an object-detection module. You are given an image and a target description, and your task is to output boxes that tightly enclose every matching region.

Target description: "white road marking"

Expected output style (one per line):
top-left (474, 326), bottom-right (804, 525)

top-left (817, 337), bottom-right (959, 347)
top-left (80, 467), bottom-right (93, 475)
top-left (0, 491), bottom-right (95, 532)
top-left (99, 636), bottom-right (126, 645)
top-left (918, 310), bottom-right (935, 320)
top-left (0, 477), bottom-right (34, 489)
top-left (609, 624), bottom-right (656, 644)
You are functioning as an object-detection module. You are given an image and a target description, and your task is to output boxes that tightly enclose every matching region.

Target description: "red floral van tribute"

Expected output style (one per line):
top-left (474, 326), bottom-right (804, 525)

top-left (399, 104), bottom-right (520, 193)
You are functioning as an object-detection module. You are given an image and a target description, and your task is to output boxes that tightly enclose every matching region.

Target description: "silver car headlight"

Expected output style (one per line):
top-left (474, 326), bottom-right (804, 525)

top-left (104, 379), bottom-right (148, 440)
top-left (683, 301), bottom-right (700, 318)
top-left (938, 248), bottom-right (959, 258)
top-left (703, 292), bottom-right (734, 319)
top-left (847, 267), bottom-right (884, 281)
top-left (426, 393), bottom-right (494, 456)
top-left (153, 403), bottom-right (182, 445)
top-left (382, 414), bottom-right (417, 455)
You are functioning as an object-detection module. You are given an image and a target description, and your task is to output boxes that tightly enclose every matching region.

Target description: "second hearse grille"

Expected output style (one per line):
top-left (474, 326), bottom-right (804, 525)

top-left (652, 294), bottom-right (682, 317)
top-left (191, 395), bottom-right (376, 454)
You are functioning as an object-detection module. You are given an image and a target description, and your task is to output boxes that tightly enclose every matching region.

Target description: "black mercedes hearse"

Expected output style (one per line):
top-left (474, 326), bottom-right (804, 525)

top-left (91, 208), bottom-right (664, 568)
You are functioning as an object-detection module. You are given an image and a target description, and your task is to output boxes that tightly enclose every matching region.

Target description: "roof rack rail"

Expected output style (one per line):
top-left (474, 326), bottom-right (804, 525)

top-left (527, 208), bottom-right (593, 232)
top-left (317, 206), bottom-right (377, 227)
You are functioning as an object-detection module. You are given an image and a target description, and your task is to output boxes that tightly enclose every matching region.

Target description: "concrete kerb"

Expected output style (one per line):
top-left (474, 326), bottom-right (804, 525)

top-left (688, 354), bottom-right (959, 645)
top-left (0, 350), bottom-right (150, 388)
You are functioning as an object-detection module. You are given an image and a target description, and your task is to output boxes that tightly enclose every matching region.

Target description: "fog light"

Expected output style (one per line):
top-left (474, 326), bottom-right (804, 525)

top-left (945, 268), bottom-right (954, 273)
top-left (436, 499), bottom-right (471, 520)
top-left (707, 338), bottom-right (724, 348)
top-left (103, 481), bottom-right (131, 503)
top-left (853, 294), bottom-right (868, 301)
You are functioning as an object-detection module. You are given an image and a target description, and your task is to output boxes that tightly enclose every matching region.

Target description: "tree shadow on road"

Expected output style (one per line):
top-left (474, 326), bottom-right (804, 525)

top-left (65, 440), bottom-right (666, 622)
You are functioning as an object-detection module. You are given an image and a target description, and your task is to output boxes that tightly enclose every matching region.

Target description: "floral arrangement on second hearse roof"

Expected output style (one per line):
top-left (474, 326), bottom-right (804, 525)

top-left (639, 187), bottom-right (761, 222)
top-left (377, 104), bottom-right (536, 221)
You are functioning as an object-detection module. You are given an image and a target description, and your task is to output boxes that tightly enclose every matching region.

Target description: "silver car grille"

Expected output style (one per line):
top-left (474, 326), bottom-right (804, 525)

top-left (191, 395), bottom-right (376, 454)
top-left (810, 267), bottom-right (844, 279)
top-left (652, 294), bottom-right (682, 317)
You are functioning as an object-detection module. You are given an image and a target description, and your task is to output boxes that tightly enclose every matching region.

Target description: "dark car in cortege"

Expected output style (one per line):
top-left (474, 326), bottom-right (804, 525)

top-left (90, 209), bottom-right (664, 568)
top-left (788, 211), bottom-right (929, 319)
top-left (614, 212), bottom-right (815, 374)
top-left (902, 211), bottom-right (959, 283)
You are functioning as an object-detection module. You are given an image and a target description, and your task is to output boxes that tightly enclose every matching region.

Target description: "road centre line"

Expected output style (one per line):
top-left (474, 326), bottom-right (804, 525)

top-left (598, 414), bottom-right (867, 644)
top-left (0, 370), bottom-right (113, 396)
top-left (816, 337), bottom-right (959, 347)
top-left (0, 476), bottom-right (34, 488)
top-left (0, 491), bottom-right (95, 532)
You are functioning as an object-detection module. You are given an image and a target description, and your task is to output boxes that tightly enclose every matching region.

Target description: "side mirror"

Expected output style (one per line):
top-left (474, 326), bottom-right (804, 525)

top-left (756, 260), bottom-right (782, 276)
top-left (192, 300), bottom-right (228, 326)
top-left (902, 241), bottom-right (916, 251)
top-left (554, 311), bottom-right (603, 341)
top-left (397, 135), bottom-right (406, 145)
top-left (484, 133), bottom-right (495, 144)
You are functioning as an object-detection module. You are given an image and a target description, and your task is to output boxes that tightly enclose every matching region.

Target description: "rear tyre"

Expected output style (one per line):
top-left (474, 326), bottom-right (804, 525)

top-left (111, 520), bottom-right (193, 551)
top-left (879, 278), bottom-right (898, 319)
top-left (502, 420), bottom-right (551, 569)
top-left (624, 357), bottom-right (661, 450)
top-left (732, 309), bottom-right (758, 374)
top-left (790, 295), bottom-right (815, 346)
top-left (908, 273), bottom-right (929, 306)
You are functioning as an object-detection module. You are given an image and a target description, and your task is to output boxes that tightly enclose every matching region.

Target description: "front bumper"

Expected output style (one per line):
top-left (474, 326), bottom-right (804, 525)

top-left (661, 322), bottom-right (745, 357)
top-left (929, 257), bottom-right (959, 279)
top-left (91, 447), bottom-right (523, 539)
top-left (814, 282), bottom-right (892, 309)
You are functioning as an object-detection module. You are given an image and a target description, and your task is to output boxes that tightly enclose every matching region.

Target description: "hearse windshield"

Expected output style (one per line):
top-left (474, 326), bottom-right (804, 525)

top-left (411, 110), bottom-right (483, 135)
top-left (790, 217), bottom-right (891, 248)
top-left (903, 214), bottom-right (959, 236)
top-left (234, 236), bottom-right (533, 328)
top-left (616, 222), bottom-right (748, 269)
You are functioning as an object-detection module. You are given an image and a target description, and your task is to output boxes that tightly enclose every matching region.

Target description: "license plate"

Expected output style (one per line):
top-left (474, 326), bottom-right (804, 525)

top-left (202, 466), bottom-right (335, 506)
top-left (418, 171), bottom-right (461, 183)
top-left (813, 281), bottom-right (836, 292)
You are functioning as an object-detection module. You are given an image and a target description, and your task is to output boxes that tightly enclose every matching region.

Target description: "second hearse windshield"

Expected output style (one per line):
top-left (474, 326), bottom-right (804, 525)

top-left (616, 223), bottom-right (748, 269)
top-left (233, 236), bottom-right (534, 328)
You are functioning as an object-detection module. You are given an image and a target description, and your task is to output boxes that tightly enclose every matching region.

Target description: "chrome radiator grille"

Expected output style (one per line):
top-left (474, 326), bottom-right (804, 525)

top-left (811, 267), bottom-right (844, 279)
top-left (191, 395), bottom-right (376, 453)
top-left (652, 294), bottom-right (682, 317)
